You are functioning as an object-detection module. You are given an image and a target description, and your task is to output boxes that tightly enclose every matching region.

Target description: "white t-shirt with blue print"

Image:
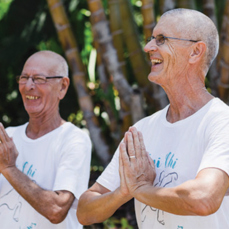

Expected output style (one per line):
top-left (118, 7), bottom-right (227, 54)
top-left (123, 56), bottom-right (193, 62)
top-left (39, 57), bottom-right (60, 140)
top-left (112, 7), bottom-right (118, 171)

top-left (0, 122), bottom-right (91, 229)
top-left (97, 98), bottom-right (229, 229)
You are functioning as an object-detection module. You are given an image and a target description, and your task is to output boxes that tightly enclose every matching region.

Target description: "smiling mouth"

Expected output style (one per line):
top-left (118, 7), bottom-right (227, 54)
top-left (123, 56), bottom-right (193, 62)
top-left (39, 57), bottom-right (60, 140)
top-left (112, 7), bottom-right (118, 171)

top-left (26, 95), bottom-right (39, 100)
top-left (151, 59), bottom-right (163, 66)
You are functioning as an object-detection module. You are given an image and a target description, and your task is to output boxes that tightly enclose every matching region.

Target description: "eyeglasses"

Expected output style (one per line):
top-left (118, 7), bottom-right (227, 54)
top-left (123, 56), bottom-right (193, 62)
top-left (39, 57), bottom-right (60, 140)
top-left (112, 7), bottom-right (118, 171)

top-left (16, 74), bottom-right (64, 84)
top-left (147, 34), bottom-right (199, 46)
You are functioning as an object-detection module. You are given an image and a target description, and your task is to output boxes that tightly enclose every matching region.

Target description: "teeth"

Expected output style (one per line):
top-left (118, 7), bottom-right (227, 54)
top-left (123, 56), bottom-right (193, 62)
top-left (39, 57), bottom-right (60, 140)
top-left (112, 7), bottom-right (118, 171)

top-left (26, 95), bottom-right (39, 100)
top-left (151, 59), bottom-right (162, 65)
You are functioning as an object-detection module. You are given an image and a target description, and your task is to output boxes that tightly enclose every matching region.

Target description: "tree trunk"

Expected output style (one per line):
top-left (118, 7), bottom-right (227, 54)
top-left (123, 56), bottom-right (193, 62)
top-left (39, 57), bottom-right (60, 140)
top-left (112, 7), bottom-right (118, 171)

top-left (177, 0), bottom-right (195, 9)
top-left (108, 0), bottom-right (127, 77)
top-left (202, 0), bottom-right (219, 97)
top-left (141, 0), bottom-right (155, 42)
top-left (108, 0), bottom-right (133, 134)
top-left (141, 0), bottom-right (168, 109)
top-left (47, 0), bottom-right (111, 165)
top-left (218, 0), bottom-right (229, 103)
top-left (94, 39), bottom-right (122, 146)
top-left (119, 0), bottom-right (150, 88)
top-left (87, 0), bottom-right (145, 127)
top-left (160, 0), bottom-right (176, 14)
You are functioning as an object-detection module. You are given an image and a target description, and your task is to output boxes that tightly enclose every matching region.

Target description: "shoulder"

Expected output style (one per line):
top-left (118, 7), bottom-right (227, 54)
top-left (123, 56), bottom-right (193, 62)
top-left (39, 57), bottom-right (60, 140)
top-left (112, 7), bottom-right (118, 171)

top-left (58, 122), bottom-right (88, 135)
top-left (59, 122), bottom-right (92, 145)
top-left (5, 123), bottom-right (28, 137)
top-left (205, 98), bottom-right (229, 121)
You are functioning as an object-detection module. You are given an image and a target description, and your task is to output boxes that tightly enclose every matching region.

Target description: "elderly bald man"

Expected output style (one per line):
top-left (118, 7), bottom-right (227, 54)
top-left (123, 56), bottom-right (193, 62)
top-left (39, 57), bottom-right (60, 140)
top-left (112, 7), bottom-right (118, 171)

top-left (0, 50), bottom-right (91, 229)
top-left (77, 8), bottom-right (229, 229)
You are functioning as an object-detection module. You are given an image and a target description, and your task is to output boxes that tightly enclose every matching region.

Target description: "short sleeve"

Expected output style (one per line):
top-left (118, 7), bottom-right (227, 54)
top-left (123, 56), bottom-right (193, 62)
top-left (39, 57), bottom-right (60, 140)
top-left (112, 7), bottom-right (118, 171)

top-left (53, 129), bottom-right (92, 205)
top-left (198, 113), bottom-right (229, 176)
top-left (96, 147), bottom-right (120, 191)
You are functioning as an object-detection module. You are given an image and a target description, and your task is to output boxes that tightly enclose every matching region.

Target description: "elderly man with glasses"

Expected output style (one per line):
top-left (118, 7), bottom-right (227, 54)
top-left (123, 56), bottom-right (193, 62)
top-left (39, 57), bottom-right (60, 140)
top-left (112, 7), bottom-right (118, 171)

top-left (77, 8), bottom-right (229, 229)
top-left (0, 50), bottom-right (91, 229)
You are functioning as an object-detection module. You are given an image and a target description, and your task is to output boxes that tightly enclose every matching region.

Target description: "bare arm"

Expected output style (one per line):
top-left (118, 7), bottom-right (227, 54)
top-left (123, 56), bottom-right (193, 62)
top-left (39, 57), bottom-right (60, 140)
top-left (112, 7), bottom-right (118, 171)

top-left (0, 123), bottom-right (74, 224)
top-left (77, 144), bottom-right (134, 225)
top-left (77, 182), bottom-right (131, 225)
top-left (2, 166), bottom-right (74, 223)
top-left (133, 168), bottom-right (229, 216)
top-left (120, 127), bottom-right (229, 216)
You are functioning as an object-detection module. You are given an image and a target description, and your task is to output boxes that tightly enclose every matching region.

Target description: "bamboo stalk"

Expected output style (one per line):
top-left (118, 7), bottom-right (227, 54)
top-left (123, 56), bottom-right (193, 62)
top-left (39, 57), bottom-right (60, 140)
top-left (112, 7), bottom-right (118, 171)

top-left (141, 0), bottom-right (168, 109)
top-left (47, 0), bottom-right (111, 165)
top-left (94, 39), bottom-right (122, 144)
top-left (218, 0), bottom-right (229, 103)
top-left (108, 0), bottom-right (127, 77)
top-left (141, 0), bottom-right (155, 42)
top-left (119, 0), bottom-right (150, 88)
top-left (88, 0), bottom-right (132, 106)
top-left (177, 0), bottom-right (195, 9)
top-left (87, 0), bottom-right (145, 128)
top-left (108, 0), bottom-right (133, 135)
top-left (202, 0), bottom-right (219, 97)
top-left (160, 0), bottom-right (176, 14)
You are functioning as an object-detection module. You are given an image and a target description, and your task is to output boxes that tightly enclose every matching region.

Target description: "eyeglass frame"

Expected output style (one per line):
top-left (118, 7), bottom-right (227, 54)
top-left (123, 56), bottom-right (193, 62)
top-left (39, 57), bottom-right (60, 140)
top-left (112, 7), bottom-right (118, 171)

top-left (147, 34), bottom-right (199, 46)
top-left (16, 74), bottom-right (64, 84)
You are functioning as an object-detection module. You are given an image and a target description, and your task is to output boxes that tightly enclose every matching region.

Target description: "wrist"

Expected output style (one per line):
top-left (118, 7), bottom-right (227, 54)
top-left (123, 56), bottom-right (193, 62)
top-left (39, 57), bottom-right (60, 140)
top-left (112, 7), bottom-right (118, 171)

top-left (131, 182), bottom-right (153, 199)
top-left (1, 165), bottom-right (17, 176)
top-left (115, 187), bottom-right (133, 203)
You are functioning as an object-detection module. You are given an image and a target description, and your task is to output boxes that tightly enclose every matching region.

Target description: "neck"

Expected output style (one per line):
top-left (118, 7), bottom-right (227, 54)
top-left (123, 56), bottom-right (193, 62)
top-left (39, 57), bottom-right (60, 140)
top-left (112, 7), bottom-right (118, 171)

top-left (26, 111), bottom-right (65, 139)
top-left (162, 74), bottom-right (214, 123)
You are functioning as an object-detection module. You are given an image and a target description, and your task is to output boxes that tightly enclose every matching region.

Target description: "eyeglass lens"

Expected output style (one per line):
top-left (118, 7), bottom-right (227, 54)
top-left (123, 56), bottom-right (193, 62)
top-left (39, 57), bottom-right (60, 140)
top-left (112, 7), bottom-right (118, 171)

top-left (147, 35), bottom-right (165, 46)
top-left (18, 75), bottom-right (46, 84)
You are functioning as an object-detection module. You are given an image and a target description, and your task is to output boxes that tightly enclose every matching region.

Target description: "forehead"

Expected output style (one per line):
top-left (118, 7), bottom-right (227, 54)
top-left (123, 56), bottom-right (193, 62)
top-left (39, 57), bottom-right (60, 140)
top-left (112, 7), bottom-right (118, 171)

top-left (153, 16), bottom-right (184, 36)
top-left (22, 54), bottom-right (58, 75)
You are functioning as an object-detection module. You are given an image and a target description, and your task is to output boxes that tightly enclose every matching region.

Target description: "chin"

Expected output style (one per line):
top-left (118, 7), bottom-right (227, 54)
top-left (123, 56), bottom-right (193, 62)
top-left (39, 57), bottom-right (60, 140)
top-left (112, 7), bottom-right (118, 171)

top-left (148, 74), bottom-right (161, 85)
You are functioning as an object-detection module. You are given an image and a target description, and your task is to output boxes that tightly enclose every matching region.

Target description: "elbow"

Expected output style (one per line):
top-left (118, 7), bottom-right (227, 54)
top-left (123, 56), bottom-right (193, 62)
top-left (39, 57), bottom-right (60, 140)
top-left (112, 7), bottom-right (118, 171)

top-left (77, 209), bottom-right (95, 225)
top-left (46, 206), bottom-right (68, 224)
top-left (192, 199), bottom-right (220, 216)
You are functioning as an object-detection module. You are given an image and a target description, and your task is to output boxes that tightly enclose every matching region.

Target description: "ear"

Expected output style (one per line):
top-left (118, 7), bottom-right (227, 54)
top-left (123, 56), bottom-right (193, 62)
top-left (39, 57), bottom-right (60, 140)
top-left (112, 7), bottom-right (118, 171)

top-left (189, 41), bottom-right (206, 64)
top-left (58, 77), bottom-right (70, 100)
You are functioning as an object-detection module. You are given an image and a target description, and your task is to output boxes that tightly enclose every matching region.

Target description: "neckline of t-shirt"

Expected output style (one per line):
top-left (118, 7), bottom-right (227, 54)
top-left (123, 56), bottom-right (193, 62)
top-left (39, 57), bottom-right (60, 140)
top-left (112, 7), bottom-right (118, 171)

top-left (161, 97), bottom-right (218, 127)
top-left (21, 122), bottom-right (71, 142)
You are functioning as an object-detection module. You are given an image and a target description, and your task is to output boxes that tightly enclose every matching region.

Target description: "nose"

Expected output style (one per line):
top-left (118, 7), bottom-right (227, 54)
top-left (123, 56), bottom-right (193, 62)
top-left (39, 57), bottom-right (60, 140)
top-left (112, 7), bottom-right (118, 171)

top-left (144, 39), bottom-right (157, 53)
top-left (24, 77), bottom-right (35, 90)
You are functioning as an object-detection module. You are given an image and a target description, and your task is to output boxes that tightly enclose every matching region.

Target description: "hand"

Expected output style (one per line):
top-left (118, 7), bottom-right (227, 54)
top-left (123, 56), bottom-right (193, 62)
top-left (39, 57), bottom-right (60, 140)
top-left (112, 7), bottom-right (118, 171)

top-left (118, 141), bottom-right (132, 200)
top-left (0, 123), bottom-right (18, 173)
top-left (119, 127), bottom-right (156, 196)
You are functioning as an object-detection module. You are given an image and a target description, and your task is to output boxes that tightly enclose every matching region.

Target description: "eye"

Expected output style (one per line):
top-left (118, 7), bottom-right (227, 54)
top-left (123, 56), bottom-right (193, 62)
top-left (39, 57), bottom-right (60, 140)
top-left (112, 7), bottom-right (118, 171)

top-left (33, 75), bottom-right (46, 84)
top-left (156, 35), bottom-right (165, 45)
top-left (20, 75), bottom-right (29, 80)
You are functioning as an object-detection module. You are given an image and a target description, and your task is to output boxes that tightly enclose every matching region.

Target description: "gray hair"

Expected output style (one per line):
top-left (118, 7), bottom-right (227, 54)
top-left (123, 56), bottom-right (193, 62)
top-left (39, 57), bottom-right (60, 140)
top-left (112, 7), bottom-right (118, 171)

top-left (161, 8), bottom-right (219, 70)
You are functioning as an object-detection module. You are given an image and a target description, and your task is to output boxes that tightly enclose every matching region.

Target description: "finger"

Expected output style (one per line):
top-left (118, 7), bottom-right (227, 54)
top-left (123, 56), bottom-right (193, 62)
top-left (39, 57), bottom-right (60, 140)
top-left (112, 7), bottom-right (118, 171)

top-left (120, 141), bottom-right (131, 164)
top-left (0, 123), bottom-right (10, 143)
top-left (119, 145), bottom-right (124, 177)
top-left (126, 132), bottom-right (137, 162)
top-left (146, 152), bottom-right (155, 169)
top-left (138, 131), bottom-right (147, 159)
top-left (129, 127), bottom-right (141, 158)
top-left (0, 123), bottom-right (4, 142)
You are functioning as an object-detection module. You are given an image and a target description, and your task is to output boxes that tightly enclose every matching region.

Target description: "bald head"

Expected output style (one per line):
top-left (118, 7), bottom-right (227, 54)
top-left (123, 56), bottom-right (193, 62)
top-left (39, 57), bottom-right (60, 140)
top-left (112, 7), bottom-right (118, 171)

top-left (161, 9), bottom-right (219, 70)
top-left (26, 50), bottom-right (69, 78)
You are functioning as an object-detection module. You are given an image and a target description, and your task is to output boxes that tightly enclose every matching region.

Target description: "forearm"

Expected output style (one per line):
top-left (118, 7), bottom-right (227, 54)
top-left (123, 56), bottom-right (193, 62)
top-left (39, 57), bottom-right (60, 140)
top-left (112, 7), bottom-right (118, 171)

top-left (77, 187), bottom-right (131, 225)
top-left (133, 177), bottom-right (224, 216)
top-left (2, 166), bottom-right (71, 223)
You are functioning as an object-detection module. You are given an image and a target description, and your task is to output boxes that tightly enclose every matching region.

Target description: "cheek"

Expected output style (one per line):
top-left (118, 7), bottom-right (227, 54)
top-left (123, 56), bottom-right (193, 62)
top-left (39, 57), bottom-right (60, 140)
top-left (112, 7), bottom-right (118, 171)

top-left (164, 44), bottom-right (178, 74)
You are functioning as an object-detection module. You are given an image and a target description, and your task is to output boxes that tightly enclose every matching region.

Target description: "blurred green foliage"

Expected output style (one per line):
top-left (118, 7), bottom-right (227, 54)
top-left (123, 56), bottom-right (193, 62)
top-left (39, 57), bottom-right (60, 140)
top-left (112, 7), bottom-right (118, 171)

top-left (0, 0), bottom-right (227, 157)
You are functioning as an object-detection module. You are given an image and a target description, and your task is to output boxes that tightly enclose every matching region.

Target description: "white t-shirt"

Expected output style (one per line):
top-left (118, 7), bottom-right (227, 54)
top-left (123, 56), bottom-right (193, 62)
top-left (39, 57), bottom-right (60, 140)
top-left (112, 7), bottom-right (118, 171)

top-left (0, 122), bottom-right (92, 229)
top-left (97, 98), bottom-right (229, 229)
